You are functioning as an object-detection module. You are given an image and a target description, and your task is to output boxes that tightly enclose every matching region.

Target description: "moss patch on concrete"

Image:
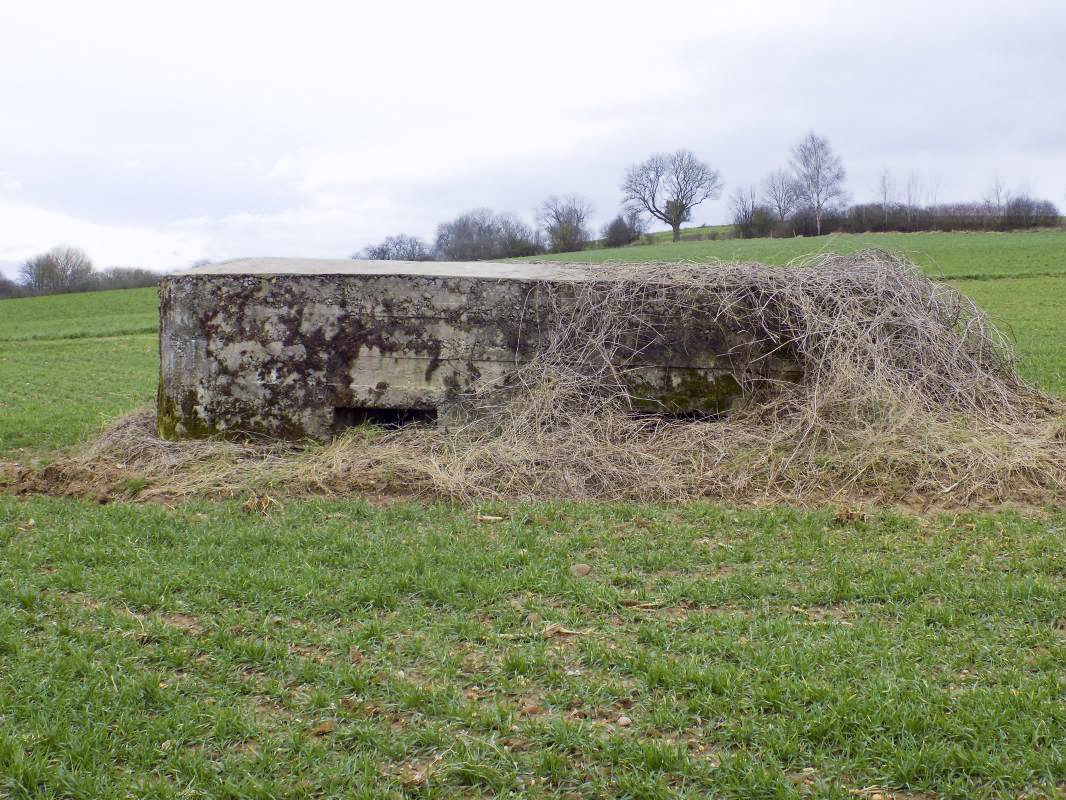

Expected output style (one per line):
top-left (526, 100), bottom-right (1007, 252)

top-left (627, 371), bottom-right (742, 414)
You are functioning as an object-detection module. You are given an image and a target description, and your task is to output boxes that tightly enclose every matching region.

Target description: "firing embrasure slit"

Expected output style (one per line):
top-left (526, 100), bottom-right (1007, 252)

top-left (332, 407), bottom-right (438, 431)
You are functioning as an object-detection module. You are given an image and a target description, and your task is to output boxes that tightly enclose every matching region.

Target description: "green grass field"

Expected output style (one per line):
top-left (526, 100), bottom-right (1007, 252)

top-left (1, 231), bottom-right (1065, 798)
top-left (0, 287), bottom-right (157, 342)
top-left (0, 287), bottom-right (159, 455)
top-left (531, 229), bottom-right (1066, 280)
top-left (2, 497), bottom-right (1064, 799)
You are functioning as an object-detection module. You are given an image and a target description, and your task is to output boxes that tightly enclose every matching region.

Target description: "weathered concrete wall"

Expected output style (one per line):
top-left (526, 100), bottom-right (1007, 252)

top-left (158, 258), bottom-right (798, 440)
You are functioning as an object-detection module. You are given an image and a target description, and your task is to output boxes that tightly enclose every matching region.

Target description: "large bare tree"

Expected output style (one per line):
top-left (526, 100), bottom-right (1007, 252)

top-left (621, 149), bottom-right (723, 242)
top-left (789, 131), bottom-right (848, 235)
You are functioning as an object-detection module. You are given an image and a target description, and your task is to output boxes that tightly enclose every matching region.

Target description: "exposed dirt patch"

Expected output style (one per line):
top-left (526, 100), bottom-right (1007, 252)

top-left (164, 613), bottom-right (205, 635)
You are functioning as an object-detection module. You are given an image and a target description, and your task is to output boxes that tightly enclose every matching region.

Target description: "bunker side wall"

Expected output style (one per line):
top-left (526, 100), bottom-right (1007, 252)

top-left (158, 273), bottom-right (799, 441)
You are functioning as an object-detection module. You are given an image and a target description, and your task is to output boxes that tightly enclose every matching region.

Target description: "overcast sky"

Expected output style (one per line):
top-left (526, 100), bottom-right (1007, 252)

top-left (1, 0), bottom-right (1064, 279)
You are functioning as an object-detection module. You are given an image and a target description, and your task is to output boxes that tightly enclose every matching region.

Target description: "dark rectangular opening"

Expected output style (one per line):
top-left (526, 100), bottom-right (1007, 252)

top-left (631, 410), bottom-right (725, 422)
top-left (333, 406), bottom-right (438, 432)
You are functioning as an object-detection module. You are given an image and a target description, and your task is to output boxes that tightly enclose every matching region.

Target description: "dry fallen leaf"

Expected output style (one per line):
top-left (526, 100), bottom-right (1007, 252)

top-left (241, 493), bottom-right (282, 516)
top-left (616, 715), bottom-right (632, 727)
top-left (834, 506), bottom-right (866, 524)
top-left (541, 623), bottom-right (589, 638)
top-left (849, 788), bottom-right (890, 799)
top-left (476, 514), bottom-right (505, 522)
top-left (348, 645), bottom-right (364, 664)
top-left (311, 720), bottom-right (334, 736)
top-left (399, 763), bottom-right (430, 787)
top-left (519, 697), bottom-right (544, 714)
top-left (619, 598), bottom-right (662, 609)
top-left (694, 537), bottom-right (733, 549)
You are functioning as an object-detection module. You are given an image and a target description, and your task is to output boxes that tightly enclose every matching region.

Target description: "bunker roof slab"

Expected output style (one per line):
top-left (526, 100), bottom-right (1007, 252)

top-left (172, 257), bottom-right (595, 281)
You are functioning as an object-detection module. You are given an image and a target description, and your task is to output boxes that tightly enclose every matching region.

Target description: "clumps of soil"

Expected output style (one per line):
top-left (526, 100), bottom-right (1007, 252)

top-left (13, 250), bottom-right (1066, 508)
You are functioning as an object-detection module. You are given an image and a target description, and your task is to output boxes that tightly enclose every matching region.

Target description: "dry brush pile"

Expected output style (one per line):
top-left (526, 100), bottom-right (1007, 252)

top-left (18, 250), bottom-right (1066, 507)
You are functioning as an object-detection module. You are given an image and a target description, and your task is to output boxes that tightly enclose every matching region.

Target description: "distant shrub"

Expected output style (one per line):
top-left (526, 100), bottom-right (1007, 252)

top-left (435, 209), bottom-right (543, 261)
top-left (602, 214), bottom-right (642, 248)
top-left (355, 234), bottom-right (433, 261)
top-left (537, 194), bottom-right (594, 253)
top-left (0, 275), bottom-right (24, 298)
top-left (96, 267), bottom-right (161, 290)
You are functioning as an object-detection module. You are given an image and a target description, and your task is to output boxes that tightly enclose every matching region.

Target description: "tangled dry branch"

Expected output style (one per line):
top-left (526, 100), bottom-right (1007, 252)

top-left (17, 250), bottom-right (1066, 507)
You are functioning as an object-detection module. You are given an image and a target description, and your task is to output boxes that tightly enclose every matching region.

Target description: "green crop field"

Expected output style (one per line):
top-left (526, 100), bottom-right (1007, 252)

top-left (1, 231), bottom-right (1065, 798)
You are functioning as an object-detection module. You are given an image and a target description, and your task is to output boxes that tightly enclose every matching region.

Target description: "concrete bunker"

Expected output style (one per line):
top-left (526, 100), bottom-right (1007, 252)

top-left (157, 258), bottom-right (801, 441)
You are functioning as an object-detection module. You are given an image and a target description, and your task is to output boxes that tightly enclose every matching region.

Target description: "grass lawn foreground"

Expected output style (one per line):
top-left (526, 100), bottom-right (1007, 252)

top-left (2, 498), bottom-right (1065, 798)
top-left (1, 230), bottom-right (1065, 798)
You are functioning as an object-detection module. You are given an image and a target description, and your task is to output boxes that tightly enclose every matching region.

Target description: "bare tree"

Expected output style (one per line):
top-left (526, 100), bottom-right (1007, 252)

top-left (18, 245), bottom-right (95, 294)
top-left (875, 166), bottom-right (896, 230)
top-left (435, 208), bottom-right (503, 261)
top-left (904, 170), bottom-right (925, 231)
top-left (355, 233), bottom-right (433, 261)
top-left (982, 171), bottom-right (1012, 214)
top-left (624, 209), bottom-right (646, 238)
top-left (729, 185), bottom-right (773, 239)
top-left (621, 149), bottom-right (723, 242)
top-left (761, 168), bottom-right (800, 222)
top-left (926, 171), bottom-right (943, 230)
top-left (494, 212), bottom-right (542, 258)
top-left (729, 185), bottom-right (756, 225)
top-left (789, 131), bottom-right (848, 235)
top-left (536, 194), bottom-right (593, 253)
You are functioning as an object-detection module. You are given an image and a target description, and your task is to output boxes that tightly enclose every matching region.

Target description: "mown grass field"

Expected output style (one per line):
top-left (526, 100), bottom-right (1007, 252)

top-left (1, 230), bottom-right (1065, 798)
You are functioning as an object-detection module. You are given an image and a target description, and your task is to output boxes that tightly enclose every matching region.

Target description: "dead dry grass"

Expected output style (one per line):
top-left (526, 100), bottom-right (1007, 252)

top-left (13, 250), bottom-right (1066, 507)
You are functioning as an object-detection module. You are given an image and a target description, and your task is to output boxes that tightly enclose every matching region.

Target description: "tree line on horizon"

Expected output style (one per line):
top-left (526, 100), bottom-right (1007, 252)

top-left (5, 133), bottom-right (1061, 298)
top-left (357, 131), bottom-right (1062, 262)
top-left (0, 245), bottom-right (162, 298)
